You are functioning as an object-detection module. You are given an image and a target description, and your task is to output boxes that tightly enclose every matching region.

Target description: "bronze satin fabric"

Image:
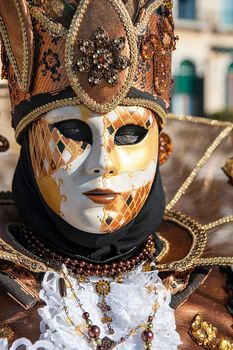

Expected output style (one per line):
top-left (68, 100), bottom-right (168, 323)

top-left (176, 268), bottom-right (233, 349)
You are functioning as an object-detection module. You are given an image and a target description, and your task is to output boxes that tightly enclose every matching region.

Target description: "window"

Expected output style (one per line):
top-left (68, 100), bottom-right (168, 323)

top-left (226, 63), bottom-right (233, 109)
top-left (172, 60), bottom-right (203, 116)
top-left (178, 0), bottom-right (196, 20)
top-left (222, 0), bottom-right (233, 25)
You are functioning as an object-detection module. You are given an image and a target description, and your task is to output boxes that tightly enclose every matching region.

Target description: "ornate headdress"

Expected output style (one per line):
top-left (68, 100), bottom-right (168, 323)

top-left (0, 0), bottom-right (176, 142)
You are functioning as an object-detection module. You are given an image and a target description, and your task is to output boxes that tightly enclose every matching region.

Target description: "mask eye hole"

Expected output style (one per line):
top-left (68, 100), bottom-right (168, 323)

top-left (114, 124), bottom-right (148, 146)
top-left (54, 119), bottom-right (93, 144)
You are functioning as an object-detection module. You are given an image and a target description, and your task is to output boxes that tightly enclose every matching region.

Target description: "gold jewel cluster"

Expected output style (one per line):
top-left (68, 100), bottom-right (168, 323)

top-left (223, 157), bottom-right (233, 185)
top-left (75, 27), bottom-right (131, 86)
top-left (190, 315), bottom-right (233, 350)
top-left (0, 326), bottom-right (14, 341)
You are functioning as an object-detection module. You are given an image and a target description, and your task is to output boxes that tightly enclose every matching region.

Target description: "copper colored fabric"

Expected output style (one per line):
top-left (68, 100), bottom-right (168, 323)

top-left (0, 0), bottom-right (34, 91)
top-left (176, 268), bottom-right (233, 349)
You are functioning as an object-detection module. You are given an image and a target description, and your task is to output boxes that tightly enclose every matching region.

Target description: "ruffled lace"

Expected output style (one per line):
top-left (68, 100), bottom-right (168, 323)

top-left (2, 266), bottom-right (180, 350)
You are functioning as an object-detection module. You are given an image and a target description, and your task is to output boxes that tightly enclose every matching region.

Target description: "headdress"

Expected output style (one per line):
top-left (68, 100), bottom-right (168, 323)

top-left (0, 0), bottom-right (177, 142)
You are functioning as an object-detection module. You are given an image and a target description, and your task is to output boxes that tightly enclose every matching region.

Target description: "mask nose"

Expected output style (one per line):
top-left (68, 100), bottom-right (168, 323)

top-left (84, 144), bottom-right (119, 177)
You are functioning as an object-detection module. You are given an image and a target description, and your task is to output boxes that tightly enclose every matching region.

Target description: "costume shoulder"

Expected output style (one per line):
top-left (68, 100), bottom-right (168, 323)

top-left (156, 115), bottom-right (233, 273)
top-left (0, 192), bottom-right (44, 343)
top-left (0, 192), bottom-right (47, 273)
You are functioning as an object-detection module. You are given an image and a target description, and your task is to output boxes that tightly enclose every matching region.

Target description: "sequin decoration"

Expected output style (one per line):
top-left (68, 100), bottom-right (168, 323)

top-left (29, 118), bottom-right (87, 179)
top-left (159, 132), bottom-right (172, 165)
top-left (75, 27), bottom-right (131, 86)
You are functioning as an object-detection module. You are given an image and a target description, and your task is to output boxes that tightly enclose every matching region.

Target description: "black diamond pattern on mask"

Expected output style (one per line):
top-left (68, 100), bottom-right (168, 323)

top-left (146, 119), bottom-right (151, 128)
top-left (48, 123), bottom-right (54, 132)
top-left (81, 141), bottom-right (88, 150)
top-left (57, 140), bottom-right (65, 153)
top-left (126, 194), bottom-right (133, 206)
top-left (105, 216), bottom-right (113, 225)
top-left (107, 125), bottom-right (114, 135)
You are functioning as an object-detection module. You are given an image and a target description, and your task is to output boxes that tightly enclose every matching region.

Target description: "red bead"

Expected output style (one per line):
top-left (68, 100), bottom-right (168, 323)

top-left (141, 330), bottom-right (154, 342)
top-left (88, 325), bottom-right (101, 338)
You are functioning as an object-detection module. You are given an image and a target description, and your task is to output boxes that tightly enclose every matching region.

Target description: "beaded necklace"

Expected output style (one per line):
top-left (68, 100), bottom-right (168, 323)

top-left (58, 265), bottom-right (159, 350)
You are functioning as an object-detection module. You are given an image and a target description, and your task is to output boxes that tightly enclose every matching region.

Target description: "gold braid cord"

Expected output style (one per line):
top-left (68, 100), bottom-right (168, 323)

top-left (190, 315), bottom-right (233, 350)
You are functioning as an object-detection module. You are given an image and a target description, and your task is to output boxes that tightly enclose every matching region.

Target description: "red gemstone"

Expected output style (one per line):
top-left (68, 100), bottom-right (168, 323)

top-left (141, 330), bottom-right (154, 342)
top-left (88, 325), bottom-right (101, 338)
top-left (98, 55), bottom-right (105, 64)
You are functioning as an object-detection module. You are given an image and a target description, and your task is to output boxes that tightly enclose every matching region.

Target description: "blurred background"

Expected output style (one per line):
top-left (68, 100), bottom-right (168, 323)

top-left (0, 0), bottom-right (233, 191)
top-left (172, 0), bottom-right (233, 120)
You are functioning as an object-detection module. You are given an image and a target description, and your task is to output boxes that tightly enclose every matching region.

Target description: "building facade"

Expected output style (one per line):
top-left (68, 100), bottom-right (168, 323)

top-left (172, 0), bottom-right (233, 117)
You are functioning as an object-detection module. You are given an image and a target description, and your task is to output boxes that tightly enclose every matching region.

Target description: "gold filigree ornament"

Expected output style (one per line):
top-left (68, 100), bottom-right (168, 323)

top-left (0, 238), bottom-right (47, 273)
top-left (0, 326), bottom-right (14, 341)
top-left (223, 157), bottom-right (233, 185)
top-left (190, 315), bottom-right (233, 350)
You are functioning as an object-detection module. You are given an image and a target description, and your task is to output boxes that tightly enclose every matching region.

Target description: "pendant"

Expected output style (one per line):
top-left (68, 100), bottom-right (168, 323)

top-left (101, 337), bottom-right (117, 349)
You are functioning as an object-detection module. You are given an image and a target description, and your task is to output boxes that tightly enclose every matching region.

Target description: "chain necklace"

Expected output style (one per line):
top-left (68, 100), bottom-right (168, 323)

top-left (58, 266), bottom-right (159, 350)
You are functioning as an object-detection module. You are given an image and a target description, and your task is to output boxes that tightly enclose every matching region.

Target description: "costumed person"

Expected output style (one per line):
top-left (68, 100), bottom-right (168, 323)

top-left (0, 0), bottom-right (233, 349)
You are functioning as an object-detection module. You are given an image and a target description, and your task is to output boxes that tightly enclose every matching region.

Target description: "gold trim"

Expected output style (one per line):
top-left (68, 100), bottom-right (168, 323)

top-left (15, 96), bottom-right (167, 140)
top-left (135, 0), bottom-right (165, 34)
top-left (194, 257), bottom-right (233, 267)
top-left (65, 0), bottom-right (138, 114)
top-left (156, 234), bottom-right (169, 262)
top-left (167, 113), bottom-right (233, 127)
top-left (166, 125), bottom-right (233, 211)
top-left (0, 0), bottom-right (31, 92)
top-left (156, 210), bottom-right (207, 272)
top-left (15, 97), bottom-right (81, 141)
top-left (0, 238), bottom-right (47, 273)
top-left (122, 97), bottom-right (166, 128)
top-left (28, 4), bottom-right (68, 37)
top-left (202, 216), bottom-right (233, 231)
top-left (157, 210), bottom-right (233, 272)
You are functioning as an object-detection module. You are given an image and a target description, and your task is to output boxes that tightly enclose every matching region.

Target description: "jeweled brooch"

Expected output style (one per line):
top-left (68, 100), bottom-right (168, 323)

top-left (74, 27), bottom-right (131, 87)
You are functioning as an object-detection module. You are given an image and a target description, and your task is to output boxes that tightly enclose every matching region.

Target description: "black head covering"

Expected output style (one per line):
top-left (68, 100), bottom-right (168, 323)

top-left (12, 134), bottom-right (165, 262)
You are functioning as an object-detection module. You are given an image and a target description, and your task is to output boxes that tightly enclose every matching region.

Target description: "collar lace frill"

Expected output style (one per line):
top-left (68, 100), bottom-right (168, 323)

top-left (1, 266), bottom-right (180, 350)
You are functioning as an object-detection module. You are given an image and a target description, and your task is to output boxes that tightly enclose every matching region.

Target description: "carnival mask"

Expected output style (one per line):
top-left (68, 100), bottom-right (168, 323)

top-left (29, 105), bottom-right (159, 234)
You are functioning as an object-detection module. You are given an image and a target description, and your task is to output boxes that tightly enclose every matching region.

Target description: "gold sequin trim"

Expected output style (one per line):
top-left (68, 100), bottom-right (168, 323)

top-left (156, 210), bottom-right (207, 272)
top-left (0, 0), bottom-right (31, 91)
top-left (202, 216), bottom-right (233, 231)
top-left (0, 238), bottom-right (47, 273)
top-left (122, 97), bottom-right (166, 128)
top-left (15, 97), bottom-right (81, 141)
top-left (155, 234), bottom-right (169, 262)
top-left (28, 4), bottom-right (68, 37)
top-left (157, 210), bottom-right (233, 271)
top-left (65, 0), bottom-right (138, 114)
top-left (135, 0), bottom-right (166, 34)
top-left (190, 315), bottom-right (233, 350)
top-left (166, 125), bottom-right (233, 211)
top-left (168, 113), bottom-right (233, 127)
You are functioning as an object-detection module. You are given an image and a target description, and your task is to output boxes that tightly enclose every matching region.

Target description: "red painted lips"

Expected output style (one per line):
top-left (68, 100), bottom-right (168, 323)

top-left (83, 188), bottom-right (119, 204)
